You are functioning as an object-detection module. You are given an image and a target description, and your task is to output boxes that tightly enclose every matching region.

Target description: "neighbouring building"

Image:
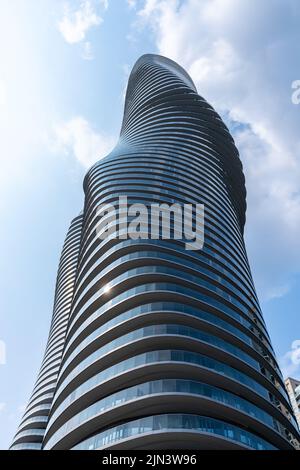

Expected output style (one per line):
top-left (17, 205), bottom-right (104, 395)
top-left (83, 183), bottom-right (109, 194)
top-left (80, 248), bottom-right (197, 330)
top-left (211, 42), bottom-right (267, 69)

top-left (285, 377), bottom-right (300, 430)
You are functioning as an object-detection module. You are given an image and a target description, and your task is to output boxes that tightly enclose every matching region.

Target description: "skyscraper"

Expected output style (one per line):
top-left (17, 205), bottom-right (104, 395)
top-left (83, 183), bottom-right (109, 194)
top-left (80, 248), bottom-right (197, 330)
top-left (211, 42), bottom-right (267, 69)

top-left (11, 54), bottom-right (300, 450)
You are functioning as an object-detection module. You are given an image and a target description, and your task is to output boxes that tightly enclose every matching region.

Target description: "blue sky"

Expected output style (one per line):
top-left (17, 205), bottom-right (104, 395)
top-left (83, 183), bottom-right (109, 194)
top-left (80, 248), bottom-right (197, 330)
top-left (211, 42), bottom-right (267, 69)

top-left (0, 0), bottom-right (300, 449)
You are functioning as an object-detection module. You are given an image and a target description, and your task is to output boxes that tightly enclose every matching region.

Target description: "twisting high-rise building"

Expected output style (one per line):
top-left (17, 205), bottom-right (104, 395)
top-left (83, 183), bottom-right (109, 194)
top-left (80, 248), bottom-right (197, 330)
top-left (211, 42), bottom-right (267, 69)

top-left (11, 54), bottom-right (300, 450)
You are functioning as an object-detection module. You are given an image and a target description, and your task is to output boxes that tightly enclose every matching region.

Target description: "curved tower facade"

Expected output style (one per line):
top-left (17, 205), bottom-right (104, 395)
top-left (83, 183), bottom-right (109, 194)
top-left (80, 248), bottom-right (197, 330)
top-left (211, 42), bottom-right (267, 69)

top-left (11, 214), bottom-right (83, 449)
top-left (11, 54), bottom-right (300, 450)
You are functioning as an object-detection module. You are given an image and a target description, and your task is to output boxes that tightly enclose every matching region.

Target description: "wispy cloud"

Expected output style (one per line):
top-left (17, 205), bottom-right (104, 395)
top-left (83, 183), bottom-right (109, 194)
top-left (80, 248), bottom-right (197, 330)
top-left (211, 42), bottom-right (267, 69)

top-left (80, 40), bottom-right (94, 60)
top-left (58, 1), bottom-right (102, 44)
top-left (279, 340), bottom-right (300, 379)
top-left (57, 0), bottom-right (108, 59)
top-left (0, 403), bottom-right (6, 413)
top-left (134, 0), bottom-right (300, 301)
top-left (127, 0), bottom-right (137, 9)
top-left (52, 116), bottom-right (115, 168)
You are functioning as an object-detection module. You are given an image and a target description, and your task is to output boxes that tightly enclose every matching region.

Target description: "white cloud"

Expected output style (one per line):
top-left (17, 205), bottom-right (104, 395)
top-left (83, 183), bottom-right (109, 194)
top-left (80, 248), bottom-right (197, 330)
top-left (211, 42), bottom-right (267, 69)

top-left (100, 0), bottom-right (109, 10)
top-left (280, 340), bottom-right (300, 379)
top-left (58, 1), bottom-right (103, 45)
top-left (134, 0), bottom-right (300, 300)
top-left (127, 0), bottom-right (137, 9)
top-left (0, 403), bottom-right (6, 413)
top-left (52, 116), bottom-right (115, 168)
